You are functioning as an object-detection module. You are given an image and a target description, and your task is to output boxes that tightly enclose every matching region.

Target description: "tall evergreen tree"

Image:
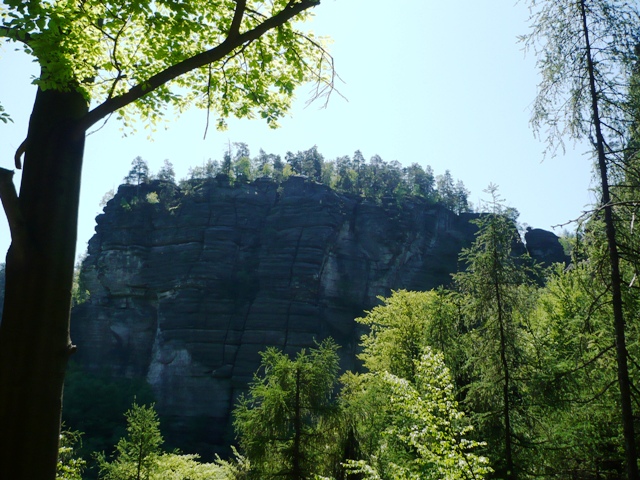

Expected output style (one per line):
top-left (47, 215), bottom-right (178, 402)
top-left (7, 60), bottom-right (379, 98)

top-left (156, 159), bottom-right (175, 183)
top-left (454, 187), bottom-right (536, 479)
top-left (96, 403), bottom-right (163, 480)
top-left (525, 260), bottom-right (625, 477)
top-left (97, 402), bottom-right (241, 480)
top-left (234, 339), bottom-right (342, 480)
top-left (125, 157), bottom-right (150, 186)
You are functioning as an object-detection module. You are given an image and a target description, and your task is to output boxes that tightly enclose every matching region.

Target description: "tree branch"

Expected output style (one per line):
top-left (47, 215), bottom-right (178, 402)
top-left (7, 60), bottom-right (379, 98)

top-left (0, 25), bottom-right (31, 45)
top-left (14, 138), bottom-right (27, 169)
top-left (76, 0), bottom-right (320, 134)
top-left (0, 168), bottom-right (27, 259)
top-left (229, 0), bottom-right (247, 39)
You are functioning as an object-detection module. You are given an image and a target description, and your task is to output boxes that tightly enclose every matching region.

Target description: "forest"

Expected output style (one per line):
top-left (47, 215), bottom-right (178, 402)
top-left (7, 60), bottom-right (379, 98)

top-left (117, 145), bottom-right (471, 214)
top-left (3, 0), bottom-right (640, 479)
top-left (57, 0), bottom-right (640, 475)
top-left (58, 181), bottom-right (640, 479)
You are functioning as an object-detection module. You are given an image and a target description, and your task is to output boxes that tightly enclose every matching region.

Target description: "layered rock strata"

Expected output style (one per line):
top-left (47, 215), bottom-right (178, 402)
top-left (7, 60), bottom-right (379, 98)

top-left (69, 176), bottom-right (552, 451)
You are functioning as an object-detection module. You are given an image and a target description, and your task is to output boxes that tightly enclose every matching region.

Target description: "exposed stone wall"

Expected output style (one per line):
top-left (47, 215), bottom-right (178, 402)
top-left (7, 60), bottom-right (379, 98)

top-left (68, 176), bottom-right (559, 452)
top-left (70, 176), bottom-right (480, 450)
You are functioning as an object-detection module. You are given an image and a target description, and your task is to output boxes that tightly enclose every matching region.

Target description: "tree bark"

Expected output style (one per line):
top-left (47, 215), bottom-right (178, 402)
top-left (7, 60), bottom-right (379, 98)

top-left (579, 1), bottom-right (639, 477)
top-left (0, 87), bottom-right (88, 479)
top-left (292, 366), bottom-right (303, 480)
top-left (0, 5), bottom-right (324, 479)
top-left (492, 222), bottom-right (515, 480)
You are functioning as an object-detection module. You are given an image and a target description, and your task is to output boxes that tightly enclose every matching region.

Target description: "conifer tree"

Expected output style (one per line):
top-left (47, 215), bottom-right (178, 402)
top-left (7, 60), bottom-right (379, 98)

top-left (125, 157), bottom-right (150, 186)
top-left (234, 339), bottom-right (341, 480)
top-left (97, 403), bottom-right (163, 480)
top-left (156, 160), bottom-right (176, 183)
top-left (522, 1), bottom-right (640, 475)
top-left (454, 186), bottom-right (536, 479)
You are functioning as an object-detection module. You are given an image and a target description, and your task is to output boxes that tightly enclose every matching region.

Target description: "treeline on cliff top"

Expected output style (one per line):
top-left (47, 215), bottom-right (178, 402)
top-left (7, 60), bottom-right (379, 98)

top-left (119, 143), bottom-right (471, 214)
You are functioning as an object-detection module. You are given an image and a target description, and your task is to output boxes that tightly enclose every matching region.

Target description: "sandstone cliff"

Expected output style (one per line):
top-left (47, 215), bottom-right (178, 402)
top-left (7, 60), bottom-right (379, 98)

top-left (68, 175), bottom-right (557, 452)
top-left (70, 176), bottom-right (480, 449)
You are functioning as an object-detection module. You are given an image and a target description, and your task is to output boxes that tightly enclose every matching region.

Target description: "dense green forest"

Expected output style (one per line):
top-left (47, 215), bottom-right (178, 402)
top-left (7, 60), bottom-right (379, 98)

top-left (59, 0), bottom-right (640, 473)
top-left (117, 145), bottom-right (472, 214)
top-left (60, 184), bottom-right (640, 479)
top-left (7, 0), bottom-right (640, 478)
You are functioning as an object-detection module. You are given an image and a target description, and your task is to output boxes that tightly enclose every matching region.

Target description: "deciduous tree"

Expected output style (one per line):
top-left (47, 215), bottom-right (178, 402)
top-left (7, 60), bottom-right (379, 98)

top-left (0, 1), bottom-right (333, 478)
top-left (356, 289), bottom-right (462, 383)
top-left (342, 292), bottom-right (489, 479)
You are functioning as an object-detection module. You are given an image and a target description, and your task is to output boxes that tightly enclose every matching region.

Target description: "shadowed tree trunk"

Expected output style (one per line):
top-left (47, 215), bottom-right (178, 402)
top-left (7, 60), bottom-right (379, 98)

top-left (0, 87), bottom-right (88, 479)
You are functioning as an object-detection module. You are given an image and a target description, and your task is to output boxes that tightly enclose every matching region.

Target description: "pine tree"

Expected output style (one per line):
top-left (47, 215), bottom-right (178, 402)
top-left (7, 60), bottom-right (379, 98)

top-left (156, 160), bottom-right (175, 183)
top-left (125, 157), bottom-right (150, 186)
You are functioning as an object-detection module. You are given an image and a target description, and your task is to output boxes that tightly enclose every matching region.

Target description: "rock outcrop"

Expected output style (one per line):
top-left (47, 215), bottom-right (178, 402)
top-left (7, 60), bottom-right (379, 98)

top-left (70, 177), bottom-right (478, 450)
top-left (68, 176), bottom-right (562, 453)
top-left (525, 227), bottom-right (569, 267)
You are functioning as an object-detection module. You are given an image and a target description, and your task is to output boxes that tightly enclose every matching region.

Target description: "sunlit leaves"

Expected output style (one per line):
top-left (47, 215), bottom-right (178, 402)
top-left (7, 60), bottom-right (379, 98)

top-left (56, 429), bottom-right (85, 480)
top-left (341, 350), bottom-right (491, 480)
top-left (96, 402), bottom-right (250, 480)
top-left (96, 402), bottom-right (163, 480)
top-left (356, 289), bottom-right (462, 383)
top-left (0, 0), bottom-right (330, 131)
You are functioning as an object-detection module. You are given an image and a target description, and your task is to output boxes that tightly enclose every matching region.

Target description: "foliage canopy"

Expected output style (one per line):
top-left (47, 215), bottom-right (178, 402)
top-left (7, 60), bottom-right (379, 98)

top-left (0, 0), bottom-right (333, 131)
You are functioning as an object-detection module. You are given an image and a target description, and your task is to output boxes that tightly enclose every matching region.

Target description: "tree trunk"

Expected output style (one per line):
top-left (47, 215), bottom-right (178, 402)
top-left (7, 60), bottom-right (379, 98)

top-left (292, 366), bottom-right (303, 480)
top-left (493, 222), bottom-right (515, 480)
top-left (0, 87), bottom-right (88, 480)
top-left (579, 1), bottom-right (639, 477)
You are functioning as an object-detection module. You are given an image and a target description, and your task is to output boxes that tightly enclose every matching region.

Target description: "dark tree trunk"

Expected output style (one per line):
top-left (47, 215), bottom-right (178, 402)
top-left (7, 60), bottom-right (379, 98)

top-left (493, 222), bottom-right (515, 480)
top-left (292, 366), bottom-right (303, 480)
top-left (579, 1), bottom-right (639, 478)
top-left (0, 87), bottom-right (88, 480)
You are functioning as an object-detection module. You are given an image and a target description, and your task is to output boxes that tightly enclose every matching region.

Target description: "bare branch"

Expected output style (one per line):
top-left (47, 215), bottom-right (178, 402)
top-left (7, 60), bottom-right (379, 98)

top-left (14, 139), bottom-right (27, 169)
top-left (291, 31), bottom-right (346, 108)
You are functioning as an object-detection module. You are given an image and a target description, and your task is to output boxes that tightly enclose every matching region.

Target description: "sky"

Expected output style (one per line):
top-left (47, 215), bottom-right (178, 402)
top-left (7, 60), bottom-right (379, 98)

top-left (0, 0), bottom-right (596, 261)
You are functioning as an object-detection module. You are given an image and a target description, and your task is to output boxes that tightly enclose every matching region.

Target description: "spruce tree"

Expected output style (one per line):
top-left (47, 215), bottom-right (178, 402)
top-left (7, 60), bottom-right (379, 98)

top-left (454, 186), bottom-right (536, 479)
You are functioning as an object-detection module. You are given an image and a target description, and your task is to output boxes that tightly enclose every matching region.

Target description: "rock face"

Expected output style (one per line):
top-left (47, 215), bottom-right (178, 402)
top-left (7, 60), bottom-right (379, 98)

top-left (68, 176), bottom-right (560, 452)
top-left (71, 176), bottom-right (479, 450)
top-left (524, 227), bottom-right (570, 267)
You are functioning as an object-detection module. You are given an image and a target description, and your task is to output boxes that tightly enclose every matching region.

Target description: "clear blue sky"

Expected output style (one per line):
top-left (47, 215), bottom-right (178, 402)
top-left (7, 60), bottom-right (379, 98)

top-left (0, 0), bottom-right (595, 261)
